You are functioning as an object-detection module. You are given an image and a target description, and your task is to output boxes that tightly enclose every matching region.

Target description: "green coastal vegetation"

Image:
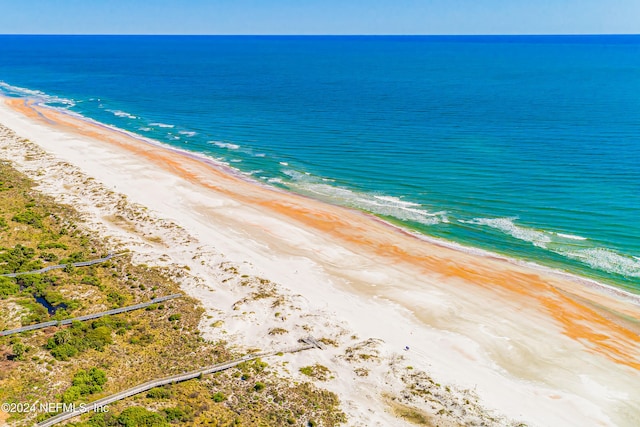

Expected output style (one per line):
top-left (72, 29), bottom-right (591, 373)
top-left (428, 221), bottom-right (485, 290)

top-left (0, 159), bottom-right (345, 426)
top-left (299, 365), bottom-right (332, 382)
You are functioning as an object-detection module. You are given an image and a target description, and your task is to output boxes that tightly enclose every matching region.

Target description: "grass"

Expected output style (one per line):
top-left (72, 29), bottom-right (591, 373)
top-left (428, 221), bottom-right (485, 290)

top-left (0, 156), bottom-right (346, 426)
top-left (389, 401), bottom-right (433, 426)
top-left (299, 364), bottom-right (332, 382)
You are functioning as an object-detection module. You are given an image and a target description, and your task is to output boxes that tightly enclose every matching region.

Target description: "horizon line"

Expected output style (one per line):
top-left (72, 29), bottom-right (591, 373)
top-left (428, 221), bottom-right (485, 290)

top-left (1, 33), bottom-right (639, 37)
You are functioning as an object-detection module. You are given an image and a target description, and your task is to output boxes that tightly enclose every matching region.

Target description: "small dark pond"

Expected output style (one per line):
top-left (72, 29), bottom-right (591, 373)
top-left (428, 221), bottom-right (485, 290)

top-left (34, 295), bottom-right (67, 316)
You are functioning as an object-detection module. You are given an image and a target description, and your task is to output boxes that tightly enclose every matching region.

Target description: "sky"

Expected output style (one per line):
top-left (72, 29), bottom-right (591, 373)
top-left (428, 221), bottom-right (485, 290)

top-left (0, 0), bottom-right (638, 35)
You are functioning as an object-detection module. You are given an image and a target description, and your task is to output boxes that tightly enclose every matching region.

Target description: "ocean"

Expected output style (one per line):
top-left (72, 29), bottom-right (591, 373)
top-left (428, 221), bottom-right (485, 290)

top-left (1, 35), bottom-right (639, 293)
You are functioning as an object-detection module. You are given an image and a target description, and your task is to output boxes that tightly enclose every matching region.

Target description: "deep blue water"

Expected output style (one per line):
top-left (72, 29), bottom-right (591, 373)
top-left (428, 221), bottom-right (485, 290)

top-left (1, 35), bottom-right (639, 292)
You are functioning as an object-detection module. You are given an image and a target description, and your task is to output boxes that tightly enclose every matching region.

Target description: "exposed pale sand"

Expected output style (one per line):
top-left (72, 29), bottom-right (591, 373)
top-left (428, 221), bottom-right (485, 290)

top-left (1, 98), bottom-right (639, 426)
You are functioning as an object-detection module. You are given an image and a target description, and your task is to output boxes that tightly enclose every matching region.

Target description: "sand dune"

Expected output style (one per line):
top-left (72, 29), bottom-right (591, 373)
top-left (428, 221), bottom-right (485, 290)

top-left (1, 98), bottom-right (639, 426)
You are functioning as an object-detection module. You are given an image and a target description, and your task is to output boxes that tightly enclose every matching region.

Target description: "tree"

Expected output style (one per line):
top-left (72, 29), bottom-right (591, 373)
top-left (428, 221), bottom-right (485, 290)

top-left (63, 368), bottom-right (107, 403)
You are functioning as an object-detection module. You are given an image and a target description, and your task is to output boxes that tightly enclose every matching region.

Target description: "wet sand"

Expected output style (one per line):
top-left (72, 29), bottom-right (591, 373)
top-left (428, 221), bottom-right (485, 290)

top-left (1, 97), bottom-right (639, 426)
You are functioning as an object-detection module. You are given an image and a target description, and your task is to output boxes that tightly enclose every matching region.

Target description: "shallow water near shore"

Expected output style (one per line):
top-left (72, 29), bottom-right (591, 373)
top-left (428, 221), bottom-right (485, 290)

top-left (1, 35), bottom-right (639, 292)
top-left (2, 88), bottom-right (640, 427)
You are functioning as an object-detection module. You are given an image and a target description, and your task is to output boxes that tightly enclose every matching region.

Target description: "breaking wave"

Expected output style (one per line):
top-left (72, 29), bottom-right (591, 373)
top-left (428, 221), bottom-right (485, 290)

top-left (462, 217), bottom-right (552, 248)
top-left (0, 81), bottom-right (76, 107)
top-left (282, 170), bottom-right (447, 226)
top-left (563, 248), bottom-right (640, 278)
top-left (107, 109), bottom-right (138, 119)
top-left (464, 217), bottom-right (640, 278)
top-left (210, 141), bottom-right (240, 150)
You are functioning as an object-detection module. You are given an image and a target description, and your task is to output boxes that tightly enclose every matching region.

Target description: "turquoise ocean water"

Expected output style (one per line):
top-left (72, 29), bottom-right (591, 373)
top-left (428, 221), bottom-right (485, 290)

top-left (0, 35), bottom-right (639, 293)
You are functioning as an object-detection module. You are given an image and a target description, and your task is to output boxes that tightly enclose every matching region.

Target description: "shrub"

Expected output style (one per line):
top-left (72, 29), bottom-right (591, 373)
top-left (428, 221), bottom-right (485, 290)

top-left (49, 343), bottom-right (78, 361)
top-left (164, 407), bottom-right (192, 423)
top-left (61, 384), bottom-right (82, 404)
top-left (299, 364), bottom-right (331, 381)
top-left (168, 314), bottom-right (181, 322)
top-left (253, 382), bottom-right (265, 392)
top-left (12, 342), bottom-right (26, 360)
top-left (15, 274), bottom-right (48, 295)
top-left (40, 252), bottom-right (58, 262)
top-left (0, 277), bottom-right (19, 298)
top-left (107, 291), bottom-right (126, 307)
top-left (130, 332), bottom-right (154, 346)
top-left (43, 290), bottom-right (76, 308)
top-left (62, 251), bottom-right (85, 263)
top-left (91, 316), bottom-right (129, 330)
top-left (81, 276), bottom-right (102, 288)
top-left (212, 392), bottom-right (226, 402)
top-left (47, 319), bottom-right (122, 360)
top-left (18, 298), bottom-right (48, 324)
top-left (12, 209), bottom-right (44, 228)
top-left (37, 242), bottom-right (68, 250)
top-left (53, 309), bottom-right (70, 321)
top-left (117, 407), bottom-right (169, 427)
top-left (62, 368), bottom-right (107, 403)
top-left (147, 387), bottom-right (171, 399)
top-left (85, 326), bottom-right (113, 350)
top-left (0, 245), bottom-right (42, 274)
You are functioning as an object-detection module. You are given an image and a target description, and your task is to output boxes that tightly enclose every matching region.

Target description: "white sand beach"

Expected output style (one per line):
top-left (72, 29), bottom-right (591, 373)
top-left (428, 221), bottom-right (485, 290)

top-left (1, 98), bottom-right (639, 427)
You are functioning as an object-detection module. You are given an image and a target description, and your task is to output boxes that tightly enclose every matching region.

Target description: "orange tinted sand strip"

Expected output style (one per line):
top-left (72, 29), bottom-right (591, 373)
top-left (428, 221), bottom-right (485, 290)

top-left (7, 98), bottom-right (640, 370)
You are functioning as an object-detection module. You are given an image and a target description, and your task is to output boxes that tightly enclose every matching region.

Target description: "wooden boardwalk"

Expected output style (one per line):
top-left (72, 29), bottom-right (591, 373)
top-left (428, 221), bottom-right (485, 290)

top-left (36, 338), bottom-right (323, 427)
top-left (0, 294), bottom-right (182, 336)
top-left (3, 251), bottom-right (327, 427)
top-left (0, 252), bottom-right (118, 278)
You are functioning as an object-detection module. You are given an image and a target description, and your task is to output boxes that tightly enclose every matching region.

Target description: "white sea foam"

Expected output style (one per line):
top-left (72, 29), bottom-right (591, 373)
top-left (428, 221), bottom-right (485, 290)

top-left (178, 130), bottom-right (197, 137)
top-left (555, 232), bottom-right (588, 241)
top-left (150, 122), bottom-right (175, 128)
top-left (279, 162), bottom-right (289, 166)
top-left (563, 248), bottom-right (640, 278)
top-left (464, 217), bottom-right (552, 248)
top-left (465, 217), bottom-right (639, 278)
top-left (0, 81), bottom-right (76, 107)
top-left (139, 127), bottom-right (152, 132)
top-left (374, 195), bottom-right (421, 207)
top-left (107, 109), bottom-right (138, 119)
top-left (8, 92), bottom-right (638, 294)
top-left (210, 141), bottom-right (240, 150)
top-left (281, 169), bottom-right (446, 226)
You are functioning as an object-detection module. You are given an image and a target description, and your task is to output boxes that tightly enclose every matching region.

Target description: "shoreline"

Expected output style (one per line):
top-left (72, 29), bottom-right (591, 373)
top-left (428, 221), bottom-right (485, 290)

top-left (1, 96), bottom-right (639, 426)
top-left (19, 97), bottom-right (640, 307)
